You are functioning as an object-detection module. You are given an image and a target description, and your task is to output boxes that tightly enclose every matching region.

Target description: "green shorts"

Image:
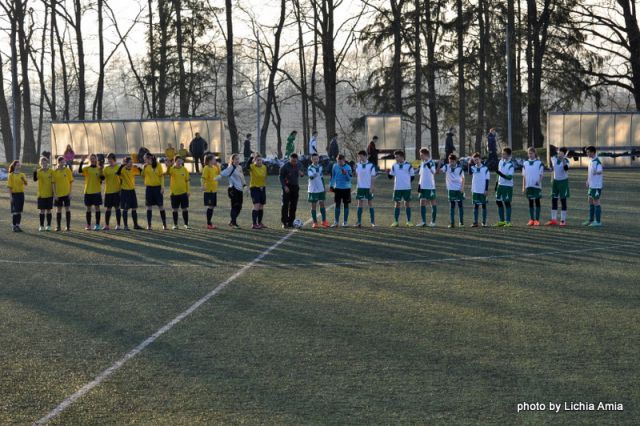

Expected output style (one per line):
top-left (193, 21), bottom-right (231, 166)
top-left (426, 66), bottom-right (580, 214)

top-left (308, 192), bottom-right (326, 203)
top-left (448, 190), bottom-right (465, 202)
top-left (419, 189), bottom-right (437, 200)
top-left (588, 188), bottom-right (602, 200)
top-left (393, 190), bottom-right (412, 202)
top-left (525, 187), bottom-right (542, 200)
top-left (356, 188), bottom-right (374, 200)
top-left (551, 179), bottom-right (570, 199)
top-left (496, 185), bottom-right (513, 202)
top-left (472, 193), bottom-right (487, 205)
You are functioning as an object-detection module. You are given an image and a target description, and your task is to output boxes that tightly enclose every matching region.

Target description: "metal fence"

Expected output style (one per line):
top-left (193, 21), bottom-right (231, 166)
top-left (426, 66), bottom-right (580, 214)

top-left (50, 118), bottom-right (226, 159)
top-left (547, 112), bottom-right (640, 167)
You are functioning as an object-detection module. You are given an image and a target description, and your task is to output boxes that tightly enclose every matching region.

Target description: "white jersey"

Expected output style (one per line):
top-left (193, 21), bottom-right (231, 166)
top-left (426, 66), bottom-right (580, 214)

top-left (522, 159), bottom-right (544, 189)
top-left (390, 161), bottom-right (415, 190)
top-left (307, 164), bottom-right (325, 193)
top-left (355, 162), bottom-right (377, 189)
top-left (588, 156), bottom-right (604, 189)
top-left (551, 156), bottom-right (570, 181)
top-left (309, 136), bottom-right (318, 155)
top-left (419, 160), bottom-right (437, 190)
top-left (470, 164), bottom-right (490, 194)
top-left (441, 163), bottom-right (464, 191)
top-left (497, 159), bottom-right (515, 187)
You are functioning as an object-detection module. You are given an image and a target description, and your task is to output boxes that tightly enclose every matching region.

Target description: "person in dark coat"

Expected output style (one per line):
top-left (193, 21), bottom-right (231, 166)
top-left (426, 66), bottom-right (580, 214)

top-left (189, 132), bottom-right (208, 173)
top-left (445, 128), bottom-right (456, 159)
top-left (367, 136), bottom-right (379, 169)
top-left (279, 153), bottom-right (304, 228)
top-left (243, 134), bottom-right (252, 162)
top-left (328, 133), bottom-right (339, 161)
top-left (487, 128), bottom-right (499, 170)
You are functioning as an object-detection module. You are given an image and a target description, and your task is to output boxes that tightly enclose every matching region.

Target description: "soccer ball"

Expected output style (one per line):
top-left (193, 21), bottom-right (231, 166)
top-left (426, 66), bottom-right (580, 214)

top-left (293, 219), bottom-right (304, 228)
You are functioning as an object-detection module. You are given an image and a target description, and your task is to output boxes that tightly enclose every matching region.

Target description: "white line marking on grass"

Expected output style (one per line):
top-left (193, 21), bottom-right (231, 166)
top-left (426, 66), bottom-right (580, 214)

top-left (33, 227), bottom-right (301, 425)
top-left (253, 240), bottom-right (640, 268)
top-left (0, 258), bottom-right (210, 268)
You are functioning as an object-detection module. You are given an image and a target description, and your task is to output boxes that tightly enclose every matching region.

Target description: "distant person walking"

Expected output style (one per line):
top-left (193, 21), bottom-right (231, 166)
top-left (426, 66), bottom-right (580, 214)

top-left (286, 131), bottom-right (298, 158)
top-left (445, 128), bottom-right (456, 159)
top-left (189, 132), bottom-right (208, 173)
top-left (367, 136), bottom-right (379, 169)
top-left (328, 133), bottom-right (339, 161)
top-left (309, 130), bottom-right (319, 155)
top-left (243, 133), bottom-right (252, 162)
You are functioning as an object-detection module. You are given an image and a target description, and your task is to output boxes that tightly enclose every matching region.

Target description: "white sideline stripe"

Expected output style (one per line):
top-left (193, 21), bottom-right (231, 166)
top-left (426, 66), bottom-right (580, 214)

top-left (0, 259), bottom-right (209, 268)
top-left (254, 240), bottom-right (640, 268)
top-left (34, 227), bottom-right (302, 425)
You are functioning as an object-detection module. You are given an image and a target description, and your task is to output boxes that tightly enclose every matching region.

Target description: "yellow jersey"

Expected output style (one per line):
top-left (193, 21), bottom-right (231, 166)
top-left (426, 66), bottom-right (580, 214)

top-left (53, 168), bottom-right (74, 197)
top-left (165, 147), bottom-right (176, 160)
top-left (169, 166), bottom-right (190, 195)
top-left (142, 164), bottom-right (165, 188)
top-left (36, 168), bottom-right (54, 198)
top-left (103, 164), bottom-right (122, 194)
top-left (248, 163), bottom-right (267, 188)
top-left (178, 148), bottom-right (189, 158)
top-left (8, 172), bottom-right (26, 193)
top-left (81, 164), bottom-right (103, 194)
top-left (119, 166), bottom-right (140, 190)
top-left (201, 164), bottom-right (220, 192)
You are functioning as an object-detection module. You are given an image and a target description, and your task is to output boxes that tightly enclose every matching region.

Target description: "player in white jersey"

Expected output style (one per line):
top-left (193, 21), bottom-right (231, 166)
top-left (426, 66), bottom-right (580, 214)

top-left (307, 153), bottom-right (329, 228)
top-left (354, 150), bottom-right (377, 227)
top-left (440, 154), bottom-right (465, 228)
top-left (522, 147), bottom-right (544, 226)
top-left (583, 145), bottom-right (604, 227)
top-left (416, 148), bottom-right (438, 227)
top-left (388, 150), bottom-right (415, 227)
top-left (545, 146), bottom-right (570, 227)
top-left (469, 152), bottom-right (490, 227)
top-left (494, 147), bottom-right (515, 227)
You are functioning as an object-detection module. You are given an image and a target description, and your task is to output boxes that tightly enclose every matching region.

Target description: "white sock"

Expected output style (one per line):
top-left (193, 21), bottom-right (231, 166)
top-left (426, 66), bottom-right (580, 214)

top-left (551, 210), bottom-right (557, 220)
top-left (561, 210), bottom-right (567, 221)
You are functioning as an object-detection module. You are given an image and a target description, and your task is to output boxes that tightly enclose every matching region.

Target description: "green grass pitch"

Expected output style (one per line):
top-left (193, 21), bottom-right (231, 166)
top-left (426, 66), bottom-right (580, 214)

top-left (0, 169), bottom-right (638, 425)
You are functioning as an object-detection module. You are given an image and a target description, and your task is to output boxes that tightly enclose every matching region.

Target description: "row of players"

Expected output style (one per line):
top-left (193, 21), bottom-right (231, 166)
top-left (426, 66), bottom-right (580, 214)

top-left (5, 145), bottom-right (604, 232)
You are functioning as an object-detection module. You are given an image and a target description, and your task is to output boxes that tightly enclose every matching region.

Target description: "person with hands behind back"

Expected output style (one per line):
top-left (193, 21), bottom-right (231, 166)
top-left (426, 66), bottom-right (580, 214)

top-left (279, 153), bottom-right (304, 229)
top-left (329, 154), bottom-right (353, 227)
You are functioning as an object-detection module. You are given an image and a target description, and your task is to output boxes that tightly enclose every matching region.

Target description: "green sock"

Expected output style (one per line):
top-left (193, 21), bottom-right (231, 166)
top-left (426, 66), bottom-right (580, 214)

top-left (406, 208), bottom-right (412, 222)
top-left (529, 206), bottom-right (534, 220)
top-left (589, 204), bottom-right (595, 221)
top-left (535, 206), bottom-right (541, 220)
top-left (431, 205), bottom-right (437, 222)
top-left (320, 207), bottom-right (326, 221)
top-left (421, 205), bottom-right (427, 223)
top-left (595, 205), bottom-right (601, 222)
top-left (344, 207), bottom-right (349, 223)
top-left (311, 209), bottom-right (317, 223)
top-left (369, 208), bottom-right (375, 223)
top-left (357, 207), bottom-right (363, 223)
top-left (506, 206), bottom-right (512, 222)
top-left (394, 207), bottom-right (400, 221)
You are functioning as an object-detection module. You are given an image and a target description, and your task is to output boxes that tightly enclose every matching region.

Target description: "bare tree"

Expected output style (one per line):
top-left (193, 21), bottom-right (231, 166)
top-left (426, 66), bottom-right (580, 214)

top-left (225, 0), bottom-right (239, 153)
top-left (0, 53), bottom-right (14, 158)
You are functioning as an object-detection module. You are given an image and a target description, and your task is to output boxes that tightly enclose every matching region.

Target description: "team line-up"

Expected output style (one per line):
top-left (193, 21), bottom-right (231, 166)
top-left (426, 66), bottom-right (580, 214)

top-left (5, 145), bottom-right (605, 233)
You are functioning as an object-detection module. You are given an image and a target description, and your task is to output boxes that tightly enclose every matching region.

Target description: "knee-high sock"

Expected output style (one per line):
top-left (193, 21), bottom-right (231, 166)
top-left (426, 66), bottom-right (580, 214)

top-left (482, 204), bottom-right (487, 224)
top-left (56, 212), bottom-right (62, 228)
top-left (123, 210), bottom-right (129, 227)
top-left (160, 210), bottom-right (167, 227)
top-left (406, 207), bottom-right (412, 222)
top-left (182, 210), bottom-right (189, 225)
top-left (15, 213), bottom-right (21, 225)
top-left (369, 207), bottom-right (375, 224)
top-left (357, 207), bottom-right (363, 223)
top-left (496, 201), bottom-right (505, 222)
top-left (86, 211), bottom-right (92, 226)
top-left (311, 209), bottom-right (317, 223)
top-left (431, 205), bottom-right (437, 223)
top-left (116, 209), bottom-right (121, 226)
top-left (66, 211), bottom-right (71, 228)
top-left (344, 207), bottom-right (349, 223)
top-left (528, 199), bottom-right (535, 220)
top-left (505, 202), bottom-right (512, 222)
top-left (95, 211), bottom-right (101, 225)
top-left (421, 205), bottom-right (427, 223)
top-left (147, 210), bottom-right (152, 226)
top-left (450, 201), bottom-right (456, 224)
top-left (131, 210), bottom-right (139, 227)
top-left (46, 213), bottom-right (52, 226)
top-left (320, 207), bottom-right (327, 221)
top-left (173, 211), bottom-right (179, 225)
top-left (589, 204), bottom-right (595, 222)
top-left (258, 210), bottom-right (264, 224)
top-left (535, 199), bottom-right (541, 220)
top-left (252, 210), bottom-right (258, 225)
top-left (473, 204), bottom-right (479, 224)
top-left (551, 198), bottom-right (558, 220)
top-left (335, 207), bottom-right (341, 223)
top-left (394, 207), bottom-right (400, 221)
top-left (458, 201), bottom-right (464, 224)
top-left (105, 210), bottom-right (111, 226)
top-left (39, 213), bottom-right (45, 227)
top-left (560, 199), bottom-right (567, 221)
top-left (206, 208), bottom-right (214, 225)
top-left (595, 205), bottom-right (601, 222)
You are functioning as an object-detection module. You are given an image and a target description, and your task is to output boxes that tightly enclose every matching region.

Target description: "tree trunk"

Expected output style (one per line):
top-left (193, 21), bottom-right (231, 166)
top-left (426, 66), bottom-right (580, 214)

top-left (475, 0), bottom-right (486, 154)
top-left (174, 0), bottom-right (188, 116)
top-left (55, 14), bottom-right (69, 120)
top-left (391, 0), bottom-right (404, 114)
top-left (157, 0), bottom-right (171, 117)
top-left (414, 0), bottom-right (422, 158)
top-left (74, 0), bottom-right (86, 120)
top-left (294, 0), bottom-right (309, 152)
top-left (36, 3), bottom-right (50, 155)
top-left (319, 0), bottom-right (337, 141)
top-left (619, 0), bottom-right (640, 108)
top-left (271, 97), bottom-right (283, 158)
top-left (259, 0), bottom-right (287, 156)
top-left (50, 0), bottom-right (57, 120)
top-left (10, 7), bottom-right (21, 160)
top-left (92, 0), bottom-right (105, 119)
top-left (148, 0), bottom-right (156, 117)
top-left (508, 0), bottom-right (523, 149)
top-left (225, 0), bottom-right (239, 153)
top-left (0, 53), bottom-right (14, 160)
top-left (311, 4), bottom-right (318, 132)
top-left (456, 0), bottom-right (466, 156)
top-left (424, 0), bottom-right (439, 159)
top-left (17, 0), bottom-right (37, 161)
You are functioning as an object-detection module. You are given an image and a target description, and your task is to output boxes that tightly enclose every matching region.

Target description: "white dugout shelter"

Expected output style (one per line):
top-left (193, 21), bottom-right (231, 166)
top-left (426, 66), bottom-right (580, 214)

top-left (365, 114), bottom-right (403, 168)
top-left (547, 112), bottom-right (640, 167)
top-left (50, 118), bottom-right (226, 160)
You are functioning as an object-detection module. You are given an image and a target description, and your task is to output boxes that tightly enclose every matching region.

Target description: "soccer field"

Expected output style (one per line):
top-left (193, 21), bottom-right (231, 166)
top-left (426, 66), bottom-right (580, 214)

top-left (1, 170), bottom-right (638, 425)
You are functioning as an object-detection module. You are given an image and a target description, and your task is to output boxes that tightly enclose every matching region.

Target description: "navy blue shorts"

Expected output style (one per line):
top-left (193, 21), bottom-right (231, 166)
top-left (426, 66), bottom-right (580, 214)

top-left (54, 195), bottom-right (71, 208)
top-left (204, 192), bottom-right (217, 207)
top-left (104, 192), bottom-right (121, 209)
top-left (84, 193), bottom-right (103, 207)
top-left (250, 187), bottom-right (267, 205)
top-left (10, 193), bottom-right (25, 213)
top-left (145, 186), bottom-right (164, 207)
top-left (37, 197), bottom-right (54, 210)
top-left (171, 193), bottom-right (189, 209)
top-left (120, 189), bottom-right (138, 210)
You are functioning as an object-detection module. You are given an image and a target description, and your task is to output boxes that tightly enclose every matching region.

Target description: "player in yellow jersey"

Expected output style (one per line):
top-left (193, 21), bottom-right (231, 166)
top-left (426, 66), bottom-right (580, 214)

top-left (102, 153), bottom-right (122, 230)
top-left (165, 143), bottom-right (176, 161)
top-left (116, 156), bottom-right (143, 230)
top-left (79, 154), bottom-right (104, 231)
top-left (142, 154), bottom-right (167, 230)
top-left (201, 154), bottom-right (221, 229)
top-left (247, 152), bottom-right (268, 229)
top-left (168, 156), bottom-right (191, 229)
top-left (33, 156), bottom-right (55, 231)
top-left (52, 156), bottom-right (74, 231)
top-left (7, 160), bottom-right (27, 232)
